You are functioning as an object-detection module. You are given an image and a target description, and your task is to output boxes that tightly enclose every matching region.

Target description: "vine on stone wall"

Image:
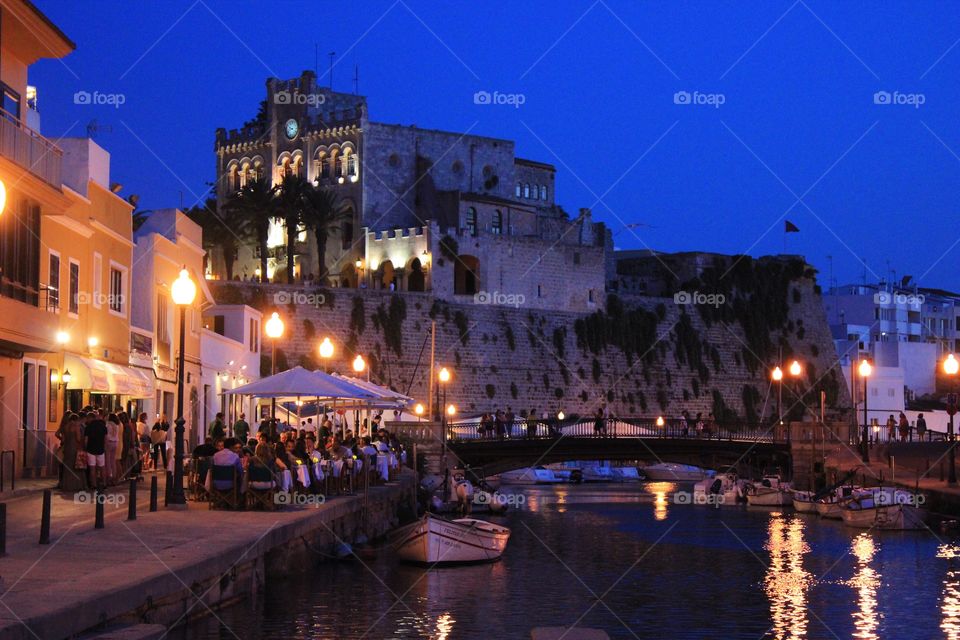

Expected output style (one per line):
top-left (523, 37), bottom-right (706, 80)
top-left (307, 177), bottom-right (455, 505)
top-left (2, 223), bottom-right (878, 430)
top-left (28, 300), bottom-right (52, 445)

top-left (351, 296), bottom-right (366, 335)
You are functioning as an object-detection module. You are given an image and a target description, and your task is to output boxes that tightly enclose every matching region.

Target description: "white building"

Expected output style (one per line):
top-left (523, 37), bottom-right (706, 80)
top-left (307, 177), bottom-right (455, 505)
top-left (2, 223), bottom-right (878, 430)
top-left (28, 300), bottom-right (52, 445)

top-left (200, 304), bottom-right (262, 437)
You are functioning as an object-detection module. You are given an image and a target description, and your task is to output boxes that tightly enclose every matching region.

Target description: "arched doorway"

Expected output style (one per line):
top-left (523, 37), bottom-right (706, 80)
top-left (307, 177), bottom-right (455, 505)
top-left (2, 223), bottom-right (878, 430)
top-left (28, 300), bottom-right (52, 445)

top-left (454, 255), bottom-right (480, 295)
top-left (408, 258), bottom-right (425, 292)
top-left (379, 260), bottom-right (395, 290)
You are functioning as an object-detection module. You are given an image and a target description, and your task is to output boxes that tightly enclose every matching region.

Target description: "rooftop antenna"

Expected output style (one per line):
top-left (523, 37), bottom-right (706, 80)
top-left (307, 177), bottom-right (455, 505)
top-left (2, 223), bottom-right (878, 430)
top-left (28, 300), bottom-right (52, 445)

top-left (827, 254), bottom-right (833, 292)
top-left (86, 119), bottom-right (112, 138)
top-left (353, 64), bottom-right (359, 95)
top-left (328, 51), bottom-right (336, 89)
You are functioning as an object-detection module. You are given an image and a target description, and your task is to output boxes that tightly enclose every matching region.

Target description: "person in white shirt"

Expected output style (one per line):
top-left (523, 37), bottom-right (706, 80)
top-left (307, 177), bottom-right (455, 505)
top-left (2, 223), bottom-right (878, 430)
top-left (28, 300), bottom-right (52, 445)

top-left (105, 413), bottom-right (121, 485)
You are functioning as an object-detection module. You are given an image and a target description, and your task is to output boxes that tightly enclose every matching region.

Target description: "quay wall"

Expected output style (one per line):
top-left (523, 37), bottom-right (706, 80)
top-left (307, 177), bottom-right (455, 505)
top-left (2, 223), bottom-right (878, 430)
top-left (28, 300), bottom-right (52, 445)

top-left (1, 477), bottom-right (415, 640)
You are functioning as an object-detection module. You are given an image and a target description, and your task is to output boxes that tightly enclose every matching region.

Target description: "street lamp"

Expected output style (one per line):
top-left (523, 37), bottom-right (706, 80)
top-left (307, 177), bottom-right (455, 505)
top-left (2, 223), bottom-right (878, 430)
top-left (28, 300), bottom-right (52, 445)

top-left (858, 358), bottom-right (873, 464)
top-left (0, 179), bottom-right (6, 216)
top-left (771, 366), bottom-right (783, 428)
top-left (943, 353), bottom-right (959, 485)
top-left (787, 360), bottom-right (802, 445)
top-left (265, 311), bottom-right (284, 423)
top-left (170, 268), bottom-right (196, 506)
top-left (318, 337), bottom-right (334, 372)
top-left (439, 367), bottom-right (451, 449)
top-left (414, 403), bottom-right (424, 422)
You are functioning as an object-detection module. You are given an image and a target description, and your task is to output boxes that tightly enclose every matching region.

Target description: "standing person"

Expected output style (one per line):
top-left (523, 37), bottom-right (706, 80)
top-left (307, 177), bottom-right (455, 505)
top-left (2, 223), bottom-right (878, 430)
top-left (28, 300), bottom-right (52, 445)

top-left (917, 413), bottom-right (928, 441)
top-left (680, 410), bottom-right (690, 437)
top-left (495, 410), bottom-right (506, 440)
top-left (151, 415), bottom-right (168, 471)
top-left (85, 411), bottom-right (108, 488)
top-left (136, 413), bottom-right (151, 470)
top-left (898, 412), bottom-right (909, 442)
top-left (886, 414), bottom-right (896, 443)
top-left (120, 412), bottom-right (138, 480)
top-left (104, 413), bottom-right (121, 485)
top-left (505, 406), bottom-right (515, 438)
top-left (208, 412), bottom-right (226, 440)
top-left (695, 413), bottom-right (704, 438)
top-left (233, 413), bottom-right (250, 443)
top-left (593, 407), bottom-right (605, 437)
top-left (527, 409), bottom-right (538, 439)
top-left (58, 413), bottom-right (87, 492)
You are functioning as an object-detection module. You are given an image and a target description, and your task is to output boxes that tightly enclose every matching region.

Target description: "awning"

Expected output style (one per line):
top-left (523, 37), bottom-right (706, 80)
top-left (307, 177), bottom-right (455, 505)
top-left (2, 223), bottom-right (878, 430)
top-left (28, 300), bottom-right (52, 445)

top-left (64, 355), bottom-right (155, 398)
top-left (224, 366), bottom-right (379, 402)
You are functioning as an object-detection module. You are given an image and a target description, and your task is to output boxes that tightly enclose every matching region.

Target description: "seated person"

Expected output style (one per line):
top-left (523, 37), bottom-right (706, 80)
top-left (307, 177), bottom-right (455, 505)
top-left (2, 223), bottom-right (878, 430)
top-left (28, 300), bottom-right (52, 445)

top-left (211, 437), bottom-right (244, 490)
top-left (359, 436), bottom-right (378, 458)
top-left (193, 437), bottom-right (219, 457)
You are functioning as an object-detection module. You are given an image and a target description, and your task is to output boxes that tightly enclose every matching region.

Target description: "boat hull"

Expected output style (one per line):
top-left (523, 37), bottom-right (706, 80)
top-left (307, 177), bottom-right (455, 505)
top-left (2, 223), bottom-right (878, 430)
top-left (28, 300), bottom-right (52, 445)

top-left (394, 515), bottom-right (511, 564)
top-left (816, 501), bottom-right (844, 519)
top-left (747, 490), bottom-right (792, 506)
top-left (841, 504), bottom-right (927, 530)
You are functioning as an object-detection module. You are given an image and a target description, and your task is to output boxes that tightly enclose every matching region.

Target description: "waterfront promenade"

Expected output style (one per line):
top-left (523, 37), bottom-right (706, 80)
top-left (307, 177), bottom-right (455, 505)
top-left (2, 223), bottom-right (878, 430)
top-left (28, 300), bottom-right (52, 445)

top-left (0, 473), bottom-right (414, 640)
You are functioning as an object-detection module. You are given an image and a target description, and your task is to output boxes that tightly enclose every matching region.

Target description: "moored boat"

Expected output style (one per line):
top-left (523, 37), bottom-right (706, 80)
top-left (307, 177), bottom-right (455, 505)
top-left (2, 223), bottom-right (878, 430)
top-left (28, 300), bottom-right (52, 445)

top-left (498, 466), bottom-right (561, 485)
top-left (791, 490), bottom-right (818, 513)
top-left (393, 513), bottom-right (511, 564)
top-left (841, 487), bottom-right (928, 530)
top-left (642, 463), bottom-right (710, 482)
top-left (693, 472), bottom-right (745, 505)
top-left (745, 475), bottom-right (792, 506)
top-left (815, 485), bottom-right (862, 519)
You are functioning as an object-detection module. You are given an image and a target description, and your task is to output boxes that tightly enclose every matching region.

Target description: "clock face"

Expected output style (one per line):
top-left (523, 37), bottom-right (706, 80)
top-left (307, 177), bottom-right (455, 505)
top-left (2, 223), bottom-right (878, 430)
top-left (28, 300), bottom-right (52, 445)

top-left (284, 118), bottom-right (299, 140)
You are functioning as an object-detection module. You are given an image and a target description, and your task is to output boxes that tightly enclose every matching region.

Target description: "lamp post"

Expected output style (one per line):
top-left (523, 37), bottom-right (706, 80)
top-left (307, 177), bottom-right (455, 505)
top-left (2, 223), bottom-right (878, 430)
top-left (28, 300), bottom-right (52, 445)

top-left (787, 359), bottom-right (802, 445)
top-left (170, 268), bottom-right (197, 506)
top-left (771, 366), bottom-right (783, 433)
top-left (414, 403), bottom-right (424, 422)
top-left (943, 353), bottom-right (959, 486)
top-left (355, 259), bottom-right (364, 288)
top-left (318, 337), bottom-right (334, 373)
top-left (352, 354), bottom-right (366, 434)
top-left (439, 367), bottom-right (451, 452)
top-left (265, 312), bottom-right (284, 424)
top-left (858, 359), bottom-right (872, 464)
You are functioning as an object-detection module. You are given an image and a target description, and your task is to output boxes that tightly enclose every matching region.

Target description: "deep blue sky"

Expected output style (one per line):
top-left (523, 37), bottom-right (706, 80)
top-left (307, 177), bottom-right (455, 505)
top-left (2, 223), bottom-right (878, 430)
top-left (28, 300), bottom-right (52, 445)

top-left (28, 1), bottom-right (960, 291)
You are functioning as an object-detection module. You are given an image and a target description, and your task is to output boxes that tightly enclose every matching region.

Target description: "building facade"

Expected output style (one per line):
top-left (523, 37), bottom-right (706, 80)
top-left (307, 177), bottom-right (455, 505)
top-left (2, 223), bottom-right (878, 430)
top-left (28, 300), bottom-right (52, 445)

top-left (212, 70), bottom-right (609, 312)
top-left (199, 303), bottom-right (262, 436)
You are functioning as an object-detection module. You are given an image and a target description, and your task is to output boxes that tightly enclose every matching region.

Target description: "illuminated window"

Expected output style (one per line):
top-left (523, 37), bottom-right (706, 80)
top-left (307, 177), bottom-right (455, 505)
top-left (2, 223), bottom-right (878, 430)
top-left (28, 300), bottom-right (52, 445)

top-left (492, 210), bottom-right (503, 235)
top-left (523, 183), bottom-right (530, 199)
top-left (540, 185), bottom-right (547, 200)
top-left (466, 207), bottom-right (477, 237)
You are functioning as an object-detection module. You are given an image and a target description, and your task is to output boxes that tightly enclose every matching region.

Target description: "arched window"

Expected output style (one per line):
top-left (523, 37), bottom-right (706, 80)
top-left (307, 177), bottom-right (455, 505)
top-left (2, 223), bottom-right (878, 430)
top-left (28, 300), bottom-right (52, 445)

top-left (454, 255), bottom-right (480, 295)
top-left (491, 210), bottom-right (503, 235)
top-left (523, 183), bottom-right (530, 199)
top-left (465, 207), bottom-right (477, 237)
top-left (540, 185), bottom-right (547, 201)
top-left (515, 183), bottom-right (522, 198)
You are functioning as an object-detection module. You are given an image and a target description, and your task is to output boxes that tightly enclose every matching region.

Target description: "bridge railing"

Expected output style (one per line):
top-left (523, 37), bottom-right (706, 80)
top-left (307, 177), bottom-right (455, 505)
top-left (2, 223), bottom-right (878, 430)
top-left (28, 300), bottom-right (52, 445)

top-left (446, 417), bottom-right (780, 443)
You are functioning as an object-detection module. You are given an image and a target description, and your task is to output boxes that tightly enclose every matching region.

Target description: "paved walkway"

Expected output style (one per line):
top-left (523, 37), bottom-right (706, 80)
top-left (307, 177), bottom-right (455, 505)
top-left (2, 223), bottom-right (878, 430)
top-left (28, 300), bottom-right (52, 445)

top-left (0, 471), bottom-right (411, 640)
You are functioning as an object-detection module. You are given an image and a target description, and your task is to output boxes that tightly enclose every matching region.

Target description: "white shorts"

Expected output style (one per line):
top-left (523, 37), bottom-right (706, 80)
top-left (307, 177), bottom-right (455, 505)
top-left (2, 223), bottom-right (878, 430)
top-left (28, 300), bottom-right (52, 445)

top-left (87, 453), bottom-right (105, 467)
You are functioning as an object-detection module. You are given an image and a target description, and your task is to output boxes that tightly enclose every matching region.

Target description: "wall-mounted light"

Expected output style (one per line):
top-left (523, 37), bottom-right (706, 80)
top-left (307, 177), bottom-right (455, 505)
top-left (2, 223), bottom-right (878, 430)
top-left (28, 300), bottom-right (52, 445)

top-left (61, 369), bottom-right (72, 389)
top-left (87, 337), bottom-right (99, 349)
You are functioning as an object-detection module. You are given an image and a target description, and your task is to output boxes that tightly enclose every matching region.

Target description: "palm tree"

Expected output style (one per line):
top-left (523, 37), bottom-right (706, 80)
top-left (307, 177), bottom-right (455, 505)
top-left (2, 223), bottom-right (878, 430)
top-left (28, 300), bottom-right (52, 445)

top-left (301, 183), bottom-right (350, 284)
top-left (275, 175), bottom-right (306, 284)
top-left (186, 198), bottom-right (245, 280)
top-left (222, 178), bottom-right (276, 282)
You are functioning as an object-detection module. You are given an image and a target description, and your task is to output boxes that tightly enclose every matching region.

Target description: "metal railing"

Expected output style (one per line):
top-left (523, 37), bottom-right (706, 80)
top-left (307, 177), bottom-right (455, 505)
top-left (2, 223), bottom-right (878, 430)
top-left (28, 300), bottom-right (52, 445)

top-left (446, 418), bottom-right (780, 444)
top-left (0, 110), bottom-right (62, 187)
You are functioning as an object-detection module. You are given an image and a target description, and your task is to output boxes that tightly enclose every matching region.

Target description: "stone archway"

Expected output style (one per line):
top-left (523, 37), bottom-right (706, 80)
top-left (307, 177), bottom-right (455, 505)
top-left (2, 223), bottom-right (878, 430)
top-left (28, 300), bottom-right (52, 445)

top-left (454, 255), bottom-right (480, 295)
top-left (379, 260), bottom-right (395, 290)
top-left (407, 258), bottom-right (425, 292)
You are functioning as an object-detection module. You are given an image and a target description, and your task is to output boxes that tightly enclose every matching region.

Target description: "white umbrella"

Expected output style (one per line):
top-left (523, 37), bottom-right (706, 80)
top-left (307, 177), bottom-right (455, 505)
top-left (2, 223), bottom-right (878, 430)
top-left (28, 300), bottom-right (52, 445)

top-left (225, 366), bottom-right (377, 402)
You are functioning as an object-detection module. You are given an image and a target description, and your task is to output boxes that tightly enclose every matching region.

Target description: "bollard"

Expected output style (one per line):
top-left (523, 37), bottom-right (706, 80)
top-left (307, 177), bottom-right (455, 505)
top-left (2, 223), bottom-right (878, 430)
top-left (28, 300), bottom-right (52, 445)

top-left (127, 479), bottom-right (137, 521)
top-left (39, 489), bottom-right (51, 544)
top-left (0, 503), bottom-right (6, 556)
top-left (94, 488), bottom-right (105, 529)
top-left (149, 475), bottom-right (158, 512)
top-left (164, 471), bottom-right (172, 507)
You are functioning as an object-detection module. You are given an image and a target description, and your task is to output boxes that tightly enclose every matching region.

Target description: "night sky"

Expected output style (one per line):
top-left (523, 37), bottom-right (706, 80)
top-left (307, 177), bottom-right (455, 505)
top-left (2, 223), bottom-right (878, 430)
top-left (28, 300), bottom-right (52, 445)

top-left (27, 1), bottom-right (960, 291)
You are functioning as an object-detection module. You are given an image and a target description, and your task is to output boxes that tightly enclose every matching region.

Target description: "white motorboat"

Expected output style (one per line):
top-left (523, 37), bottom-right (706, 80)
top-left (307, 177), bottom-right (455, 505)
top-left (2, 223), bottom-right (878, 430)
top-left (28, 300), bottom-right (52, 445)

top-left (548, 461), bottom-right (616, 483)
top-left (841, 487), bottom-right (928, 531)
top-left (498, 466), bottom-right (561, 485)
top-left (693, 472), bottom-right (744, 505)
top-left (815, 485), bottom-right (863, 519)
top-left (642, 463), bottom-right (710, 482)
top-left (745, 475), bottom-right (793, 506)
top-left (393, 513), bottom-right (511, 564)
top-left (791, 490), bottom-right (818, 513)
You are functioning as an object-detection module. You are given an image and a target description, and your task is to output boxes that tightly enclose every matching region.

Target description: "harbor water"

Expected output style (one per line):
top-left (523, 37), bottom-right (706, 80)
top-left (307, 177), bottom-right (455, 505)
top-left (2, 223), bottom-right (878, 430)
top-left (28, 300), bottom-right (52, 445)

top-left (183, 482), bottom-right (960, 639)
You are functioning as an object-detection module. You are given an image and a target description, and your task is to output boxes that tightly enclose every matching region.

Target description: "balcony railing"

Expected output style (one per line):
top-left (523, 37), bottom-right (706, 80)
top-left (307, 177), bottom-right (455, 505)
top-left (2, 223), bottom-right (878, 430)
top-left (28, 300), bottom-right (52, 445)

top-left (0, 111), bottom-right (62, 188)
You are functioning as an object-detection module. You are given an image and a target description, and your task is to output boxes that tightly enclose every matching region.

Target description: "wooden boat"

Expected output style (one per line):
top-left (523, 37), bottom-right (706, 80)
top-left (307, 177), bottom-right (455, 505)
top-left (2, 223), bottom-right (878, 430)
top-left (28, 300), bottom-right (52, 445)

top-left (841, 487), bottom-right (928, 531)
top-left (815, 485), bottom-right (862, 519)
top-left (745, 475), bottom-right (792, 506)
top-left (792, 490), bottom-right (819, 513)
top-left (393, 513), bottom-right (511, 564)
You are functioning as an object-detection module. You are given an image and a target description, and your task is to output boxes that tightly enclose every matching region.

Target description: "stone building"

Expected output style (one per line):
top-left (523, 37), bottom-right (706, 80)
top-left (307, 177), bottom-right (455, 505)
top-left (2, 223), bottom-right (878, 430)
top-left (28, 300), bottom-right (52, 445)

top-left (213, 70), bottom-right (609, 312)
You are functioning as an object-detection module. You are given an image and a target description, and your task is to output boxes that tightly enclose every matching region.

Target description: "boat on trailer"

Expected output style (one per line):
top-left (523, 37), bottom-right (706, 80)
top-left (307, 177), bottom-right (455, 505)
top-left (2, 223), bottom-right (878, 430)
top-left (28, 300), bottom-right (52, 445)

top-left (393, 513), bottom-right (511, 564)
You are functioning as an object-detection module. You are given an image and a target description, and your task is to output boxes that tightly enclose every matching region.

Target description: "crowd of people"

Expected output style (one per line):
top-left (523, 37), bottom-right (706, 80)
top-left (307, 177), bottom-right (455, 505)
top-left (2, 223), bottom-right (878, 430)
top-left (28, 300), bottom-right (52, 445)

top-left (54, 407), bottom-right (144, 492)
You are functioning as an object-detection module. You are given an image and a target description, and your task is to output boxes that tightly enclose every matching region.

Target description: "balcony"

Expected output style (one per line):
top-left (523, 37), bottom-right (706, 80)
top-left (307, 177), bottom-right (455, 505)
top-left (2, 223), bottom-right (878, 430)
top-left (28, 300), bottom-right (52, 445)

top-left (0, 111), bottom-right (61, 188)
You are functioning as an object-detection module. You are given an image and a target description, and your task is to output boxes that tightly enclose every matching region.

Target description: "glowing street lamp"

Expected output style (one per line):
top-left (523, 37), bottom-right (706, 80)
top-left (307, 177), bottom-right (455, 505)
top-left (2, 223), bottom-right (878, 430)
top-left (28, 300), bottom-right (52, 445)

top-left (55, 331), bottom-right (69, 345)
top-left (943, 354), bottom-right (959, 485)
top-left (438, 367), bottom-right (452, 447)
top-left (414, 403), bottom-right (424, 422)
top-left (557, 410), bottom-right (565, 421)
top-left (265, 311), bottom-right (284, 423)
top-left (446, 404), bottom-right (456, 416)
top-left (0, 179), bottom-right (6, 216)
top-left (771, 366), bottom-right (783, 427)
top-left (788, 360), bottom-right (802, 377)
top-left (858, 358), bottom-right (873, 464)
top-left (169, 268), bottom-right (196, 506)
top-left (318, 337), bottom-right (334, 372)
top-left (656, 416), bottom-right (665, 428)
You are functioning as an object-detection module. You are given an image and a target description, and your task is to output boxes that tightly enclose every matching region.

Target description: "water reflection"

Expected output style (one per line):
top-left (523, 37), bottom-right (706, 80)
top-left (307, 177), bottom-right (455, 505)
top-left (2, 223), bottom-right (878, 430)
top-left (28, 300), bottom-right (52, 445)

top-left (435, 612), bottom-right (455, 640)
top-left (764, 515), bottom-right (811, 639)
top-left (938, 543), bottom-right (960, 639)
top-left (654, 490), bottom-right (668, 521)
top-left (848, 533), bottom-right (880, 640)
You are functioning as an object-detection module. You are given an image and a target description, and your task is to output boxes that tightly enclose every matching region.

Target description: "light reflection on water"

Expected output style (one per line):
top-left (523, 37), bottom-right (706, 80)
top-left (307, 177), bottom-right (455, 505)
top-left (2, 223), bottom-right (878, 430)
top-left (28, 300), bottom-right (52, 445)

top-left (182, 483), bottom-right (958, 639)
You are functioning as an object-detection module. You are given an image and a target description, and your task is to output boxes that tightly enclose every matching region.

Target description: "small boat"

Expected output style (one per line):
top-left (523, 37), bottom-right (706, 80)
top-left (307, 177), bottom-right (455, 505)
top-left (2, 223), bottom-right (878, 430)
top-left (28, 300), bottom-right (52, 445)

top-left (815, 485), bottom-right (862, 519)
top-left (745, 475), bottom-right (793, 506)
top-left (642, 463), bottom-right (710, 482)
top-left (792, 490), bottom-right (819, 513)
top-left (841, 487), bottom-right (928, 531)
top-left (393, 513), bottom-right (511, 564)
top-left (498, 466), bottom-right (561, 485)
top-left (693, 472), bottom-right (744, 505)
